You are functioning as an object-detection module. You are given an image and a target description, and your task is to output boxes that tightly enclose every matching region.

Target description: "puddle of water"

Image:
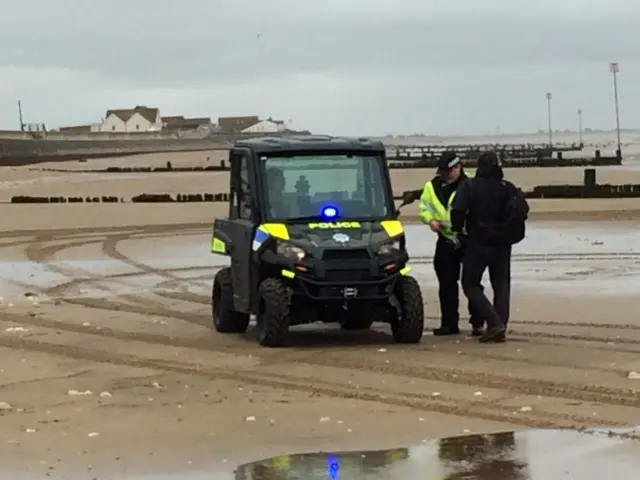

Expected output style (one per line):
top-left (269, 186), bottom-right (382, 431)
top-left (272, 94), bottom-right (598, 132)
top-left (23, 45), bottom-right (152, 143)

top-left (410, 258), bottom-right (640, 295)
top-left (123, 224), bottom-right (640, 265)
top-left (404, 223), bottom-right (640, 295)
top-left (1, 224), bottom-right (638, 301)
top-left (13, 428), bottom-right (637, 479)
top-left (0, 238), bottom-right (227, 301)
top-left (147, 223), bottom-right (639, 265)
top-left (232, 428), bottom-right (640, 480)
top-left (404, 223), bottom-right (640, 257)
top-left (0, 260), bottom-right (169, 302)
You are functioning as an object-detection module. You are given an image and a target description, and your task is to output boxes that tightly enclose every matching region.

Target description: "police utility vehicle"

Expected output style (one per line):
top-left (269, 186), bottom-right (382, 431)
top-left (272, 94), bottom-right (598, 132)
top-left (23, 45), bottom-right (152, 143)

top-left (211, 135), bottom-right (424, 347)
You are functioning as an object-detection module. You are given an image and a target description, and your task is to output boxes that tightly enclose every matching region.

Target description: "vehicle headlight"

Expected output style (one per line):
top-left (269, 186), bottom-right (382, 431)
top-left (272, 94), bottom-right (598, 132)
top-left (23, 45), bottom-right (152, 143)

top-left (377, 239), bottom-right (401, 256)
top-left (277, 241), bottom-right (306, 261)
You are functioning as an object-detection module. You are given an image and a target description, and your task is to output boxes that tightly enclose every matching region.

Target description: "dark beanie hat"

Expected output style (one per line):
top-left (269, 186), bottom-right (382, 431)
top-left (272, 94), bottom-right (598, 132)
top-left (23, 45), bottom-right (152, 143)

top-left (477, 151), bottom-right (500, 167)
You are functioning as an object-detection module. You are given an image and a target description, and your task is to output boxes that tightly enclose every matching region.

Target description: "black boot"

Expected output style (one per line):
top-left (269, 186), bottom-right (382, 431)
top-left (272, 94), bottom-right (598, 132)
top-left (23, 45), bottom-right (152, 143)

top-left (478, 327), bottom-right (506, 343)
top-left (433, 326), bottom-right (460, 336)
top-left (471, 327), bottom-right (485, 337)
top-left (469, 317), bottom-right (485, 336)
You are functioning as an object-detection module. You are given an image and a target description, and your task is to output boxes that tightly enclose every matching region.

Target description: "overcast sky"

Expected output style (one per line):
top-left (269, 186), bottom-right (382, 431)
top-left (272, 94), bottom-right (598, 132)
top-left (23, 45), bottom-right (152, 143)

top-left (1, 0), bottom-right (638, 135)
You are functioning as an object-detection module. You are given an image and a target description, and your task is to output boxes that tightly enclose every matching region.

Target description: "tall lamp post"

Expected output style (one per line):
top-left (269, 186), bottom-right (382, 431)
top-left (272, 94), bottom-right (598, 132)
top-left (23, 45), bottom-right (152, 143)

top-left (609, 62), bottom-right (621, 157)
top-left (577, 108), bottom-right (583, 147)
top-left (17, 100), bottom-right (24, 131)
top-left (545, 92), bottom-right (552, 148)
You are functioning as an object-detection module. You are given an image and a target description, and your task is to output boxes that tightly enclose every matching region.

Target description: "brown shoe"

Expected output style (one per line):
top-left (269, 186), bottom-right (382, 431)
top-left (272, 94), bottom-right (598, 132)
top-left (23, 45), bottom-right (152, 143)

top-left (478, 328), bottom-right (506, 343)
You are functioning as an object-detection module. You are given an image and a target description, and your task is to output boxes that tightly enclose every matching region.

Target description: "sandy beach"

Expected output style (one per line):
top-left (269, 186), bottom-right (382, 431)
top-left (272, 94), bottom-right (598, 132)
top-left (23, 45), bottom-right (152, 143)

top-left (4, 147), bottom-right (640, 194)
top-left (2, 150), bottom-right (640, 225)
top-left (2, 151), bottom-right (640, 478)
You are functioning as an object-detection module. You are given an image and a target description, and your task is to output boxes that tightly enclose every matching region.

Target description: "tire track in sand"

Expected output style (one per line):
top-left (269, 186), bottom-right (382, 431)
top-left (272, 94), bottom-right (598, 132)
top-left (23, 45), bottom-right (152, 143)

top-left (6, 225), bottom-right (640, 429)
top-left (97, 228), bottom-right (640, 347)
top-left (23, 226), bottom-right (214, 323)
top-left (0, 322), bottom-right (629, 430)
top-left (8, 306), bottom-right (635, 378)
top-left (24, 226), bottom-right (640, 371)
top-left (23, 226), bottom-right (640, 361)
top-left (16, 224), bottom-right (640, 334)
top-left (6, 314), bottom-right (640, 416)
top-left (99, 226), bottom-right (640, 336)
top-left (100, 230), bottom-right (214, 306)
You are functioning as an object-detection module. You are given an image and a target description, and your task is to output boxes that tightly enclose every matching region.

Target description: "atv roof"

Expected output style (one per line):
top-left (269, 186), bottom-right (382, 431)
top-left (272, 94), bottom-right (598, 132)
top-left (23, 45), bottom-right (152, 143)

top-left (233, 135), bottom-right (385, 154)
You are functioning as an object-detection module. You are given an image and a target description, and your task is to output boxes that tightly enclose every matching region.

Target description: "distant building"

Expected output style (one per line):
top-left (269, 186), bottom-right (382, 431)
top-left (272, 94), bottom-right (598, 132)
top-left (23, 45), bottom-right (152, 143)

top-left (162, 116), bottom-right (213, 133)
top-left (217, 115), bottom-right (260, 133)
top-left (100, 106), bottom-right (162, 132)
top-left (242, 117), bottom-right (286, 134)
top-left (58, 123), bottom-right (102, 134)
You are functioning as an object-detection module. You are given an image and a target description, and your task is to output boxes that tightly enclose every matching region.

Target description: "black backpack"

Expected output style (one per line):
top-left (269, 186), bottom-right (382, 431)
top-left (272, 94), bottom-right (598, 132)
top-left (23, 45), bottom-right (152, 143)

top-left (503, 181), bottom-right (529, 244)
top-left (475, 180), bottom-right (529, 245)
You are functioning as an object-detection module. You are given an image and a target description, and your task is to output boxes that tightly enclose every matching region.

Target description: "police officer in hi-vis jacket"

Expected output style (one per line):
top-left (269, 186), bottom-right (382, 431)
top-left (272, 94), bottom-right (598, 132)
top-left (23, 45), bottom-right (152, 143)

top-left (419, 151), bottom-right (484, 336)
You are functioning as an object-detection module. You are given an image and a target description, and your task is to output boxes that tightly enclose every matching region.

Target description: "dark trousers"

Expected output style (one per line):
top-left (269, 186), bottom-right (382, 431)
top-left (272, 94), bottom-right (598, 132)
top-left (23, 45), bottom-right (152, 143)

top-left (462, 244), bottom-right (511, 330)
top-left (433, 238), bottom-right (484, 329)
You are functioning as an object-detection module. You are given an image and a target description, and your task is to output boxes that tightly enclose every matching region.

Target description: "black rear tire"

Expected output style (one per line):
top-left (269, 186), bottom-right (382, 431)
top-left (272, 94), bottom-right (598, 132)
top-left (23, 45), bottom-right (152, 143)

top-left (392, 275), bottom-right (424, 343)
top-left (212, 267), bottom-right (250, 333)
top-left (256, 278), bottom-right (290, 347)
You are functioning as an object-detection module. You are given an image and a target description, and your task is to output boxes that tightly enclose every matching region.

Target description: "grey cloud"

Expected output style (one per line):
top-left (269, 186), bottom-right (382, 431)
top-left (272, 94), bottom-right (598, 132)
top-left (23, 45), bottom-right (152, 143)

top-left (1, 0), bottom-right (638, 86)
top-left (0, 0), bottom-right (638, 134)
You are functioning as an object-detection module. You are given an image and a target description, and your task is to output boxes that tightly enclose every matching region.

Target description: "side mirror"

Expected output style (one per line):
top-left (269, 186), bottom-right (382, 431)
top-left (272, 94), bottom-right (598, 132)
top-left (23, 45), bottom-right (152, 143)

top-left (395, 189), bottom-right (421, 217)
top-left (402, 189), bottom-right (422, 204)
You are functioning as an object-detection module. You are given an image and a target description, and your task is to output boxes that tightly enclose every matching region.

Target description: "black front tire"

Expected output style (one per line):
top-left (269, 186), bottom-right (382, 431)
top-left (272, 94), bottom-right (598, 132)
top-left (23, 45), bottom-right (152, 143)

top-left (392, 275), bottom-right (424, 343)
top-left (256, 278), bottom-right (291, 347)
top-left (212, 267), bottom-right (250, 333)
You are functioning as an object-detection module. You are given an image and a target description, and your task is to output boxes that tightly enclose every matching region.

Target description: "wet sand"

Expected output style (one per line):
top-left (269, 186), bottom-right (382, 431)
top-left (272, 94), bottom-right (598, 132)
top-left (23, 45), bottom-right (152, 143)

top-left (2, 157), bottom-right (640, 478)
top-left (2, 222), bottom-right (640, 478)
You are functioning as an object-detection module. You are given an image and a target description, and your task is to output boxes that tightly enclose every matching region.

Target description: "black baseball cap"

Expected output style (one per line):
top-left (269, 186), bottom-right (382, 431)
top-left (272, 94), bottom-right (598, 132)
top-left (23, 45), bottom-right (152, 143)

top-left (437, 151), bottom-right (461, 171)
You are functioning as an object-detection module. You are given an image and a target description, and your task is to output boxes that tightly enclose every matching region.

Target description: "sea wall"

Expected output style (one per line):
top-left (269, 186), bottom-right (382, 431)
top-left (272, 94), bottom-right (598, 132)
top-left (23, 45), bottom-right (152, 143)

top-left (0, 137), bottom-right (226, 166)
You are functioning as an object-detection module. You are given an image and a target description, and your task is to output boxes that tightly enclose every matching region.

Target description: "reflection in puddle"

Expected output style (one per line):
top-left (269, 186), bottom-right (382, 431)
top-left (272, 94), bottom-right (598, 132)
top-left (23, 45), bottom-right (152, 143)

top-left (234, 428), bottom-right (640, 479)
top-left (15, 428), bottom-right (640, 479)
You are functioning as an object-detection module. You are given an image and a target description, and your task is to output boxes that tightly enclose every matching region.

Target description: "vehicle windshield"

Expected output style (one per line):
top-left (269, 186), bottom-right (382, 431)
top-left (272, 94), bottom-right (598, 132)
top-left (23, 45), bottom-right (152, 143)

top-left (262, 153), bottom-right (391, 221)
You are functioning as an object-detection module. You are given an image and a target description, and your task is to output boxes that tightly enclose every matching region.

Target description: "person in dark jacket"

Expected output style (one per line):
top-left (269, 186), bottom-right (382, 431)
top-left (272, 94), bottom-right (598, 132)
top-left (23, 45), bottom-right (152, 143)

top-left (419, 151), bottom-right (485, 336)
top-left (450, 151), bottom-right (524, 343)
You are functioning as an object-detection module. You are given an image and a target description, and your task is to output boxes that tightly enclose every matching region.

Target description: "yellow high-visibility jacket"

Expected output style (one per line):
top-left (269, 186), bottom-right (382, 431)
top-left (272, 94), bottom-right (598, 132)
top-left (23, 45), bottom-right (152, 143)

top-left (419, 174), bottom-right (473, 239)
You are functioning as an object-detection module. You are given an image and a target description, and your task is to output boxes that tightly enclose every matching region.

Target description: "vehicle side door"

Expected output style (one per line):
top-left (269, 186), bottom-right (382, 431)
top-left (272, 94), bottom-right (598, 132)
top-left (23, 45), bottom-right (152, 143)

top-left (226, 149), bottom-right (257, 312)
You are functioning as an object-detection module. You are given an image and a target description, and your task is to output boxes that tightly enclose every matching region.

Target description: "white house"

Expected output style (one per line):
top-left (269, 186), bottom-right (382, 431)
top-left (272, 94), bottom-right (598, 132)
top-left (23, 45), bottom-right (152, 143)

top-left (100, 106), bottom-right (162, 132)
top-left (241, 118), bottom-right (286, 134)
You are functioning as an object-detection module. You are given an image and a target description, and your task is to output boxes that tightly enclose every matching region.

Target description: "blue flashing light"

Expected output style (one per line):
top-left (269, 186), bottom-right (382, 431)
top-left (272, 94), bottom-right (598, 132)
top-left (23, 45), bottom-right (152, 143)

top-left (321, 205), bottom-right (339, 219)
top-left (327, 454), bottom-right (340, 479)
